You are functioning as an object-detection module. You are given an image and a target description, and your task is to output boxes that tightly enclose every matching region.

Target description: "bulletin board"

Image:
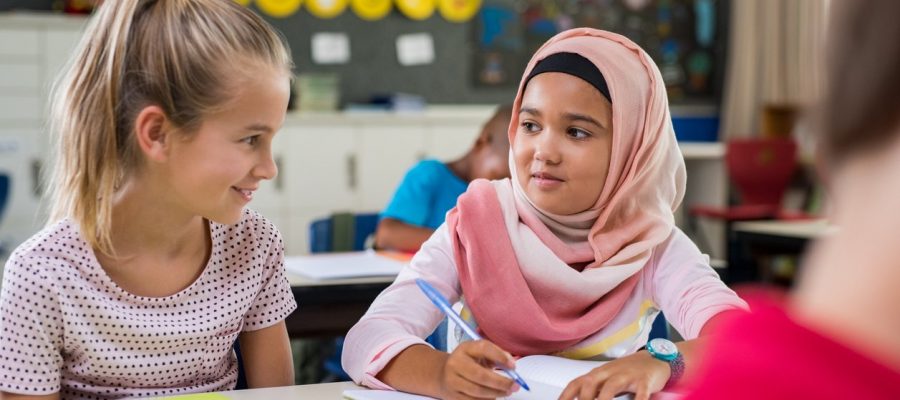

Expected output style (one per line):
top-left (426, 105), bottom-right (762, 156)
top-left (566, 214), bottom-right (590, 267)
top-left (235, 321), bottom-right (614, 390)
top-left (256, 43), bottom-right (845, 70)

top-left (1, 0), bottom-right (730, 106)
top-left (262, 0), bottom-right (730, 106)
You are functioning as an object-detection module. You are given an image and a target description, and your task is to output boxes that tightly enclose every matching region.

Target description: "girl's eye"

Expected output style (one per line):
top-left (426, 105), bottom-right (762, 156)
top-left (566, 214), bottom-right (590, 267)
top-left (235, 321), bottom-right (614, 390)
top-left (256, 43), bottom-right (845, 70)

top-left (241, 135), bottom-right (260, 146)
top-left (521, 121), bottom-right (540, 133)
top-left (567, 127), bottom-right (592, 139)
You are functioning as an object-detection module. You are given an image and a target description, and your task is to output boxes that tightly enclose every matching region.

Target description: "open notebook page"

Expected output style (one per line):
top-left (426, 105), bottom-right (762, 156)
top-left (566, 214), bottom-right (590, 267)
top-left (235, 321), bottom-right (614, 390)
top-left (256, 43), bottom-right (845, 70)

top-left (503, 355), bottom-right (631, 400)
top-left (343, 356), bottom-right (631, 400)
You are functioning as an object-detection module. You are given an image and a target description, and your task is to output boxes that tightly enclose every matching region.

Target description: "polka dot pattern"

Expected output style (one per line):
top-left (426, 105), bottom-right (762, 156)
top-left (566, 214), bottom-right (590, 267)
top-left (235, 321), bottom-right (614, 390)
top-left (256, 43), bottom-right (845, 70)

top-left (0, 209), bottom-right (297, 399)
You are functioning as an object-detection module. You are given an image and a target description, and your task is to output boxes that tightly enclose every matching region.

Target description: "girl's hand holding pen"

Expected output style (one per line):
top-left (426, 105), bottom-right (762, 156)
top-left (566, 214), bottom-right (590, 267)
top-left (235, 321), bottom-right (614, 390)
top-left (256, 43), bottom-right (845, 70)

top-left (438, 340), bottom-right (521, 400)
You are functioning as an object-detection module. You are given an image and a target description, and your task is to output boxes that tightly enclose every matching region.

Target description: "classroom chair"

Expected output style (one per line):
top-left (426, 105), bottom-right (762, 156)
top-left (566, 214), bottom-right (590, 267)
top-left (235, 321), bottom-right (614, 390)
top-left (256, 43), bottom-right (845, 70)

top-left (309, 212), bottom-right (379, 253)
top-left (304, 212), bottom-right (380, 383)
top-left (0, 174), bottom-right (9, 258)
top-left (689, 138), bottom-right (814, 282)
top-left (649, 312), bottom-right (669, 341)
top-left (234, 341), bottom-right (248, 389)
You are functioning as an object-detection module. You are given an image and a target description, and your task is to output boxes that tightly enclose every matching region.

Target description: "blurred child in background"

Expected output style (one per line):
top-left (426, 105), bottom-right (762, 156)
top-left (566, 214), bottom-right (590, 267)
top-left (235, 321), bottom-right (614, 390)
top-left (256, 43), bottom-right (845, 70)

top-left (375, 104), bottom-right (513, 252)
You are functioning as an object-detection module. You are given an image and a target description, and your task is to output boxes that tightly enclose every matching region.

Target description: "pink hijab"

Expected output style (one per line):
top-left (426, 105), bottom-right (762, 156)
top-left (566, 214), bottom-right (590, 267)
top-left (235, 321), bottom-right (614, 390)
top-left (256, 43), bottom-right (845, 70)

top-left (446, 28), bottom-right (686, 356)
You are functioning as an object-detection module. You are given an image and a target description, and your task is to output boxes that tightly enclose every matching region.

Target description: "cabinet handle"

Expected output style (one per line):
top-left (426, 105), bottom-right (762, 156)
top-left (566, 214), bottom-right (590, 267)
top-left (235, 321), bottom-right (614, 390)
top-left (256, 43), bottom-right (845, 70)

top-left (31, 158), bottom-right (42, 197)
top-left (274, 156), bottom-right (283, 192)
top-left (346, 153), bottom-right (357, 190)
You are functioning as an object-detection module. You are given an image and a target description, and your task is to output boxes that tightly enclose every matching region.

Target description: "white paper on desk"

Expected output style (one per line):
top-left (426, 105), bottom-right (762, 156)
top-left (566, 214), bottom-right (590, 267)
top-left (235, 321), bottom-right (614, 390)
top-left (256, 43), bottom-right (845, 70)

top-left (396, 33), bottom-right (435, 66)
top-left (343, 389), bottom-right (434, 399)
top-left (342, 356), bottom-right (642, 400)
top-left (284, 251), bottom-right (406, 280)
top-left (311, 32), bottom-right (350, 64)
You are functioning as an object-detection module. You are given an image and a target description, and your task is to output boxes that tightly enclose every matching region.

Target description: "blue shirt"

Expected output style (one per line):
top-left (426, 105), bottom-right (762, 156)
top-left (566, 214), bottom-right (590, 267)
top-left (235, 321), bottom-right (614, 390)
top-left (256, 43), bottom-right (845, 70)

top-left (382, 160), bottom-right (468, 229)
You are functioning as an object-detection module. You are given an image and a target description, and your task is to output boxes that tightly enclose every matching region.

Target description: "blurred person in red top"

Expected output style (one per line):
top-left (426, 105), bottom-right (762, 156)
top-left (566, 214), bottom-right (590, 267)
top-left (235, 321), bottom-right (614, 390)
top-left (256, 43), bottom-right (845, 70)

top-left (685, 0), bottom-right (900, 398)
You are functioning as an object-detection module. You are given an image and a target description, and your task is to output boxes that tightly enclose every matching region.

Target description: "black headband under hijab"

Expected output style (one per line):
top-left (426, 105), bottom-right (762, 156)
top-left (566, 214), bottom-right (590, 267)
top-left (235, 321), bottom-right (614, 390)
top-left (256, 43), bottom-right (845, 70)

top-left (523, 52), bottom-right (612, 103)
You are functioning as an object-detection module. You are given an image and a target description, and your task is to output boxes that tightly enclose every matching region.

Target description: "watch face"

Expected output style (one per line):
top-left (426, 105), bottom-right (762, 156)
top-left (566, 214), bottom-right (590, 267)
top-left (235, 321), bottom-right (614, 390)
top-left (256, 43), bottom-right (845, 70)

top-left (649, 338), bottom-right (677, 356)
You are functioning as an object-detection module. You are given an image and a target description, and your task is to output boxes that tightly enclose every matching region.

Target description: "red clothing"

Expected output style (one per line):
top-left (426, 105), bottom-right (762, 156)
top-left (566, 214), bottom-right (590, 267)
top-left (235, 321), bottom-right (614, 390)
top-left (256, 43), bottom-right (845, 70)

top-left (685, 298), bottom-right (900, 399)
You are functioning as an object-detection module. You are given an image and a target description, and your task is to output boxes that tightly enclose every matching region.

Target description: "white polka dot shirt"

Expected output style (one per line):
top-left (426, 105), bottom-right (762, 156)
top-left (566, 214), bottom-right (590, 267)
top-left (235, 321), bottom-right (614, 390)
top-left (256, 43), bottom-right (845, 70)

top-left (0, 209), bottom-right (297, 399)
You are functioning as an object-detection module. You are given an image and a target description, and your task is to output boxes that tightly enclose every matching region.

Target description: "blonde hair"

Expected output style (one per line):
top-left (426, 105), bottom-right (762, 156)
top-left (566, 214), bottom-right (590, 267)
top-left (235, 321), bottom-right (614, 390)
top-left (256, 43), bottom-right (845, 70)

top-left (47, 0), bottom-right (293, 256)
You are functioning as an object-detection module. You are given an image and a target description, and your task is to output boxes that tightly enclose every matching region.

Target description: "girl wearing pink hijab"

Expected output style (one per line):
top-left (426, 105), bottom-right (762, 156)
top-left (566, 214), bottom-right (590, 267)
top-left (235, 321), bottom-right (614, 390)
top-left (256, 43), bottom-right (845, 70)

top-left (343, 28), bottom-right (746, 400)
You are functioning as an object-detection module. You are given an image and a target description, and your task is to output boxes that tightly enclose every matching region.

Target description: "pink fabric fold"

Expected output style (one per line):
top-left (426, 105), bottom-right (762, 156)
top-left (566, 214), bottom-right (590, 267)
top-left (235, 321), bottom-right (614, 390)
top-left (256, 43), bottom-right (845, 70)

top-left (447, 28), bottom-right (686, 356)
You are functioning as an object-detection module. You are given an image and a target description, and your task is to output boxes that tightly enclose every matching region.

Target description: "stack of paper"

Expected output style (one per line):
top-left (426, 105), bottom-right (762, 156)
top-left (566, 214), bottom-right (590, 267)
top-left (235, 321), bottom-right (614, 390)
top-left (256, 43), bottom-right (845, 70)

top-left (284, 250), bottom-right (408, 280)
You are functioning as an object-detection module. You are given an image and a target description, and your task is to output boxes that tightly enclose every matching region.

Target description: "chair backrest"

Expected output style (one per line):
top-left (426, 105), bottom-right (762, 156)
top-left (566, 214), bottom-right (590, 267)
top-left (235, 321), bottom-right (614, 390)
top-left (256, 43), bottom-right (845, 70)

top-left (0, 174), bottom-right (9, 223)
top-left (725, 138), bottom-right (797, 206)
top-left (308, 212), bottom-right (380, 253)
top-left (309, 218), bottom-right (333, 253)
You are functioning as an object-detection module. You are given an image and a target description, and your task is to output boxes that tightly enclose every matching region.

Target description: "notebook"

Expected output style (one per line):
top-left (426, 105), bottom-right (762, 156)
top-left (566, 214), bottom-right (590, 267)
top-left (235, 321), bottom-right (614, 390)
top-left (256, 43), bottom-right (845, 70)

top-left (343, 355), bottom-right (645, 400)
top-left (284, 250), bottom-right (409, 280)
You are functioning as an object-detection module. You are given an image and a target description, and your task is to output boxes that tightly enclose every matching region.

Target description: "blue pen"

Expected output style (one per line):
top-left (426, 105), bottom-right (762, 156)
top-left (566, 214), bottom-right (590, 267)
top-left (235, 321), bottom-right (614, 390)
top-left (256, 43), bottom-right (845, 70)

top-left (415, 278), bottom-right (530, 392)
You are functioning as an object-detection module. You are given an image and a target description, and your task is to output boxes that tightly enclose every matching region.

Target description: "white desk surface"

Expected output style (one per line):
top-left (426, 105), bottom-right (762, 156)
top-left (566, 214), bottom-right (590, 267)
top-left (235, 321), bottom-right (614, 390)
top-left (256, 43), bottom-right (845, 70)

top-left (732, 219), bottom-right (834, 239)
top-left (162, 382), bottom-right (686, 399)
top-left (151, 382), bottom-right (359, 399)
top-left (679, 142), bottom-right (724, 159)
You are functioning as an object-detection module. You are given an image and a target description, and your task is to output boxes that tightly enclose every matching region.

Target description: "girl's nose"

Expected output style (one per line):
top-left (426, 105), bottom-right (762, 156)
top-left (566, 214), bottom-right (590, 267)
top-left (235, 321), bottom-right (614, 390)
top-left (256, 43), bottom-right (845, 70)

top-left (254, 152), bottom-right (278, 180)
top-left (533, 132), bottom-right (561, 164)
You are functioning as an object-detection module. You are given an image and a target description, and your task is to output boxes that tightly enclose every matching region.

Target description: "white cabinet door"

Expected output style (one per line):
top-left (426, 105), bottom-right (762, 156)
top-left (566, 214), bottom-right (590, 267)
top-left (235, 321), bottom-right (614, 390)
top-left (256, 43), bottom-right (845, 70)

top-left (425, 124), bottom-right (481, 162)
top-left (357, 125), bottom-right (426, 211)
top-left (44, 28), bottom-right (86, 84)
top-left (275, 126), bottom-right (359, 253)
top-left (280, 126), bottom-right (358, 209)
top-left (282, 207), bottom-right (329, 255)
top-left (0, 29), bottom-right (40, 58)
top-left (0, 129), bottom-right (44, 259)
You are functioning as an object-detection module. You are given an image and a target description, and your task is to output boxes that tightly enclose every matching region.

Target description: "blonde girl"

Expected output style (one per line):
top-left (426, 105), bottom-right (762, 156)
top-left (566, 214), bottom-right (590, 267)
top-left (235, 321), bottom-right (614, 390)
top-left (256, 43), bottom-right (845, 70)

top-left (0, 1), bottom-right (296, 398)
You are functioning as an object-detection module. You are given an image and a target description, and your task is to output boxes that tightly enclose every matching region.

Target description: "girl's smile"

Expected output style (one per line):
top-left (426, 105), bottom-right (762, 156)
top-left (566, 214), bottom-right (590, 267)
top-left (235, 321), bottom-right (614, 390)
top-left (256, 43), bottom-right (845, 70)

top-left (232, 186), bottom-right (257, 202)
top-left (530, 170), bottom-right (566, 189)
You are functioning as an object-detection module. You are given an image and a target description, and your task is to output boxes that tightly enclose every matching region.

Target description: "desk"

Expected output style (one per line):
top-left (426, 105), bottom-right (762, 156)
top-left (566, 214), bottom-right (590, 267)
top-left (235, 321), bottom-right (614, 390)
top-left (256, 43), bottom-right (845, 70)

top-left (148, 382), bottom-right (360, 399)
top-left (730, 219), bottom-right (833, 284)
top-left (162, 382), bottom-right (684, 399)
top-left (285, 274), bottom-right (395, 338)
top-left (679, 142), bottom-right (727, 260)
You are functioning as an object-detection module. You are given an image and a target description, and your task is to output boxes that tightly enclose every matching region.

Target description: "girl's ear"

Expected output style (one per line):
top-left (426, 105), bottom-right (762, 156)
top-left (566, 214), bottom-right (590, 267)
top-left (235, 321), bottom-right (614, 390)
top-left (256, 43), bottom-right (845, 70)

top-left (474, 126), bottom-right (493, 149)
top-left (133, 105), bottom-right (173, 162)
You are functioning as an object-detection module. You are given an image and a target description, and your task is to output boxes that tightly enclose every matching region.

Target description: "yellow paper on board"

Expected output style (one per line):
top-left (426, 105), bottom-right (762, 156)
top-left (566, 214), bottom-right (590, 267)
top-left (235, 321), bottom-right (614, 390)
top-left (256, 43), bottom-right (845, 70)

top-left (351, 0), bottom-right (392, 20)
top-left (438, 0), bottom-right (480, 23)
top-left (395, 0), bottom-right (436, 20)
top-left (256, 0), bottom-right (304, 18)
top-left (307, 0), bottom-right (350, 18)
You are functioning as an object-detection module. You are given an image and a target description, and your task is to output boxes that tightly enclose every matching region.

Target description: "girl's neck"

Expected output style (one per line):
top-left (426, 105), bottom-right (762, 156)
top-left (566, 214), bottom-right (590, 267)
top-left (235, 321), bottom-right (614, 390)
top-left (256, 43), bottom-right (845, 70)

top-left (106, 178), bottom-right (208, 260)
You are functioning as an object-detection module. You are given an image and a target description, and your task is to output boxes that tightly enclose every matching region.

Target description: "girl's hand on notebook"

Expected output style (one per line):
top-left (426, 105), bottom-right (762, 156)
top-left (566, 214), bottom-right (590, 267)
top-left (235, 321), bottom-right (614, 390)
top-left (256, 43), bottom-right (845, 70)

top-left (438, 340), bottom-right (519, 400)
top-left (557, 351), bottom-right (668, 400)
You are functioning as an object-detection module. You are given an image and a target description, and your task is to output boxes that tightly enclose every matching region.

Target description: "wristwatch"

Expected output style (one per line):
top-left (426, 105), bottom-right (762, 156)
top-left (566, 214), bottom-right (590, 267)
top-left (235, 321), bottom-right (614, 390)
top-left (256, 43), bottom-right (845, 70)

top-left (645, 338), bottom-right (684, 388)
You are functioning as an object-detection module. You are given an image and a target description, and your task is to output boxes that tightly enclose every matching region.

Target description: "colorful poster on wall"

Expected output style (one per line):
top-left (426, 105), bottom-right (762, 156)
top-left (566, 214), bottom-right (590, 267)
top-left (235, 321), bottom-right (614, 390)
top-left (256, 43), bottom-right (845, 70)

top-left (395, 0), bottom-right (436, 21)
top-left (438, 0), bottom-right (481, 23)
top-left (306, 0), bottom-right (349, 18)
top-left (255, 0), bottom-right (304, 18)
top-left (351, 0), bottom-right (392, 20)
top-left (473, 2), bottom-right (523, 87)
